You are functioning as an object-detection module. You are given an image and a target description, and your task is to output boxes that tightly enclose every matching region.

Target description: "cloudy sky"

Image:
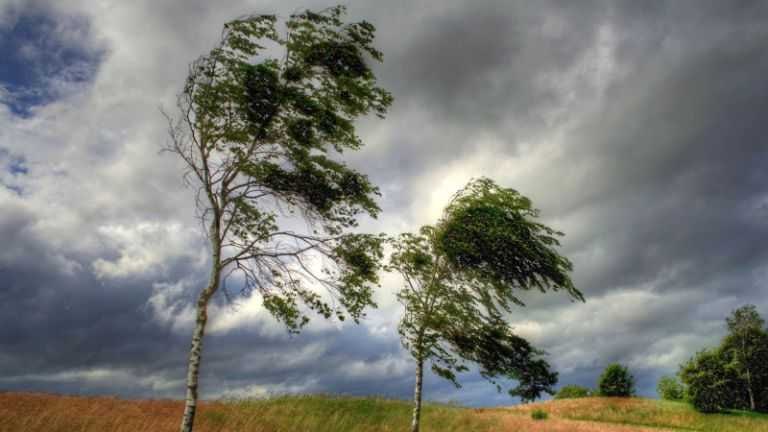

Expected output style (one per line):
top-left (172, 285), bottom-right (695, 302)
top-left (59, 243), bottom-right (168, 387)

top-left (1, 0), bottom-right (767, 406)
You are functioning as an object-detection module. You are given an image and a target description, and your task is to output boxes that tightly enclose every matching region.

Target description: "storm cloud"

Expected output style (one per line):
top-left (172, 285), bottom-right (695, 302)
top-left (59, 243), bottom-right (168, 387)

top-left (1, 0), bottom-right (767, 406)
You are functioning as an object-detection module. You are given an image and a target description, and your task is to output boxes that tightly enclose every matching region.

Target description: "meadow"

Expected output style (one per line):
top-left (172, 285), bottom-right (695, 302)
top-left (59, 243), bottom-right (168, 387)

top-left (2, 392), bottom-right (767, 432)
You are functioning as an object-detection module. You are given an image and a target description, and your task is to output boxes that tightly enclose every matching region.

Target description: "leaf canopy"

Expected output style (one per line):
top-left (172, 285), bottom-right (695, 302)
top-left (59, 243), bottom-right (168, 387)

top-left (169, 6), bottom-right (392, 332)
top-left (437, 177), bottom-right (583, 311)
top-left (388, 178), bottom-right (579, 401)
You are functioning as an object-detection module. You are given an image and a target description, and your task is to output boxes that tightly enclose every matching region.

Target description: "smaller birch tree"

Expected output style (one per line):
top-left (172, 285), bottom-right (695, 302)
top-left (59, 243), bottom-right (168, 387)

top-left (388, 178), bottom-right (583, 432)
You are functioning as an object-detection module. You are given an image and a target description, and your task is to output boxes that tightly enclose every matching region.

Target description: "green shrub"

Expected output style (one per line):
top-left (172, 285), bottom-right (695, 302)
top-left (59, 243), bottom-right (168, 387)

top-left (679, 349), bottom-right (735, 413)
top-left (657, 376), bottom-right (684, 401)
top-left (598, 363), bottom-right (635, 397)
top-left (531, 409), bottom-right (548, 420)
top-left (554, 385), bottom-right (593, 399)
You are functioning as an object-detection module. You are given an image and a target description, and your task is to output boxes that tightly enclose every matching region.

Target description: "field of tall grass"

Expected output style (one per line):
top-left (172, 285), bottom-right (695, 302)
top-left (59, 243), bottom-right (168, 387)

top-left (0, 392), bottom-right (491, 432)
top-left (2, 392), bottom-right (768, 431)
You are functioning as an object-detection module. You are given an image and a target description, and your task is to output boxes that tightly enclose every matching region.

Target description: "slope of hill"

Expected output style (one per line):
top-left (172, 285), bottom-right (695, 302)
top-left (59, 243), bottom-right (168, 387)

top-left (2, 392), bottom-right (767, 431)
top-left (501, 397), bottom-right (768, 432)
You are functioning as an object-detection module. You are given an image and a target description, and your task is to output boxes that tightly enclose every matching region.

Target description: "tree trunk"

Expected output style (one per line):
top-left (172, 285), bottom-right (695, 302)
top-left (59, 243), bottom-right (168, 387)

top-left (746, 369), bottom-right (756, 411)
top-left (742, 336), bottom-right (756, 411)
top-left (410, 356), bottom-right (425, 432)
top-left (179, 224), bottom-right (221, 432)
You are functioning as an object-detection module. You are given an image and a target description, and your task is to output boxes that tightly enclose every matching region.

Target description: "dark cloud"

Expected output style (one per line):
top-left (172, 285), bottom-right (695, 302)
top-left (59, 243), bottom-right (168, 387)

top-left (1, 0), bottom-right (767, 407)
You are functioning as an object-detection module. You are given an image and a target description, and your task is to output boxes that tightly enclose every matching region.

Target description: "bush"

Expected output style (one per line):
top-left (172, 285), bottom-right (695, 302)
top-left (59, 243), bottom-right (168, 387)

top-left (598, 363), bottom-right (635, 397)
top-left (554, 385), bottom-right (593, 400)
top-left (531, 409), bottom-right (548, 420)
top-left (679, 349), bottom-right (735, 413)
top-left (657, 376), bottom-right (684, 401)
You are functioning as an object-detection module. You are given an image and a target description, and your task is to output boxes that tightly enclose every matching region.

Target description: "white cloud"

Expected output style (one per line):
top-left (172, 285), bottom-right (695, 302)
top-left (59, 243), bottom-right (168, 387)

top-left (92, 222), bottom-right (204, 278)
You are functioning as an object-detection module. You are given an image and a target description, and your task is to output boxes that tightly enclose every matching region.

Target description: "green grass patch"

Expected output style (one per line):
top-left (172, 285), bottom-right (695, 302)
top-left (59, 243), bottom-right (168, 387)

top-left (551, 397), bottom-right (768, 432)
top-left (213, 394), bottom-right (496, 432)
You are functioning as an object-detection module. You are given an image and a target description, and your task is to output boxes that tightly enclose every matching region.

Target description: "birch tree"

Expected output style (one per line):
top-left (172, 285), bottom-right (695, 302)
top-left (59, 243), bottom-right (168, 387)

top-left (388, 178), bottom-right (583, 432)
top-left (722, 304), bottom-right (768, 411)
top-left (165, 7), bottom-right (392, 431)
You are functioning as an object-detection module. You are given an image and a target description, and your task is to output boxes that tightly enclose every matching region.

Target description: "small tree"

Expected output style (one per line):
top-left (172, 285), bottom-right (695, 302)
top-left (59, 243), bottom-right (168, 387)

top-left (165, 6), bottom-right (392, 431)
top-left (598, 363), bottom-right (635, 397)
top-left (656, 375), bottom-right (684, 401)
top-left (388, 178), bottom-right (583, 432)
top-left (554, 384), bottom-right (593, 399)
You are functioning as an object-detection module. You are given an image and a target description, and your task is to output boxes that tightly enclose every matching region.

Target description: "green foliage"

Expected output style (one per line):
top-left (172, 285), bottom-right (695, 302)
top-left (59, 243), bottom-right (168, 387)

top-left (531, 409), bottom-right (548, 420)
top-left (554, 384), bottom-right (593, 399)
top-left (680, 349), bottom-right (734, 413)
top-left (721, 305), bottom-right (768, 412)
top-left (451, 318), bottom-right (559, 402)
top-left (678, 305), bottom-right (768, 413)
top-left (388, 178), bottom-right (580, 406)
top-left (169, 5), bottom-right (392, 331)
top-left (436, 178), bottom-right (583, 310)
top-left (598, 364), bottom-right (635, 397)
top-left (657, 376), bottom-right (684, 401)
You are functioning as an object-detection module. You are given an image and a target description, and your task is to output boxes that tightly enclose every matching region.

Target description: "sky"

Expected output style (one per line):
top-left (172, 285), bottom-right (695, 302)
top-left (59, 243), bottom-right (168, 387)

top-left (0, 0), bottom-right (767, 407)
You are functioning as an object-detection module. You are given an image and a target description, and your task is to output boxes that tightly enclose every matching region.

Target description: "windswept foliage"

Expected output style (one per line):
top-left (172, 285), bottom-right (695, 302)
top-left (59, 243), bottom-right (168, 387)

top-left (437, 177), bottom-right (583, 308)
top-left (167, 6), bottom-right (392, 431)
top-left (389, 178), bottom-right (581, 432)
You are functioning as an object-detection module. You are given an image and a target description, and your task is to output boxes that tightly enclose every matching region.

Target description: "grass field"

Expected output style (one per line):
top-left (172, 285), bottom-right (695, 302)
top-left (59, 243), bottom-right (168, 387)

top-left (502, 397), bottom-right (768, 432)
top-left (1, 392), bottom-right (767, 431)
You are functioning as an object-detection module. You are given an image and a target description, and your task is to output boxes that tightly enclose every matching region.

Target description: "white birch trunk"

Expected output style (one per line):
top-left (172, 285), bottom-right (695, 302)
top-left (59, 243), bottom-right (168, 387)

top-left (179, 223), bottom-right (221, 432)
top-left (742, 336), bottom-right (756, 411)
top-left (410, 356), bottom-right (424, 432)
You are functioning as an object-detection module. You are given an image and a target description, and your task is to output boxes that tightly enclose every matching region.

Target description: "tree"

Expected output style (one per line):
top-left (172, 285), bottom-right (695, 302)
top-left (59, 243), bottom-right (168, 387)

top-left (679, 349), bottom-right (735, 413)
top-left (677, 305), bottom-right (768, 414)
top-left (554, 384), bottom-right (593, 399)
top-left (555, 384), bottom-right (593, 399)
top-left (598, 363), bottom-right (635, 397)
top-left (387, 178), bottom-right (582, 432)
top-left (721, 304), bottom-right (768, 411)
top-left (656, 375), bottom-right (684, 401)
top-left (165, 7), bottom-right (392, 431)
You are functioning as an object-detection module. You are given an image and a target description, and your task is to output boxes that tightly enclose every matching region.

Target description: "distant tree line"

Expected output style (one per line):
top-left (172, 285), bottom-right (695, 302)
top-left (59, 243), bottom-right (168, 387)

top-left (655, 305), bottom-right (768, 414)
top-left (555, 306), bottom-right (768, 416)
top-left (554, 362), bottom-right (635, 399)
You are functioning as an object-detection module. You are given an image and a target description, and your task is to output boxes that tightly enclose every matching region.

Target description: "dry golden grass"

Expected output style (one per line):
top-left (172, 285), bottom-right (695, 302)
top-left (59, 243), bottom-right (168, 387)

top-left (2, 392), bottom-right (768, 431)
top-left (0, 392), bottom-right (491, 432)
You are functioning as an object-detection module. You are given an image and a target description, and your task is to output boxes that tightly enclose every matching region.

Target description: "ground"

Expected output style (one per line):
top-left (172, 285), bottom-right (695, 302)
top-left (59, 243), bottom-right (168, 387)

top-left (1, 392), bottom-right (766, 431)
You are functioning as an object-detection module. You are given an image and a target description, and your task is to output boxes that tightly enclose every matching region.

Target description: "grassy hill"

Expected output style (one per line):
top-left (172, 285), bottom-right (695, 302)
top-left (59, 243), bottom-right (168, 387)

top-left (2, 392), bottom-right (767, 431)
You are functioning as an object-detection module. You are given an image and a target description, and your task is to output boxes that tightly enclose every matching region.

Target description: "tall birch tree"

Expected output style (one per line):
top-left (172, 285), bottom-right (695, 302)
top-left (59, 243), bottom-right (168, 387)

top-left (165, 7), bottom-right (392, 431)
top-left (388, 178), bottom-right (583, 432)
